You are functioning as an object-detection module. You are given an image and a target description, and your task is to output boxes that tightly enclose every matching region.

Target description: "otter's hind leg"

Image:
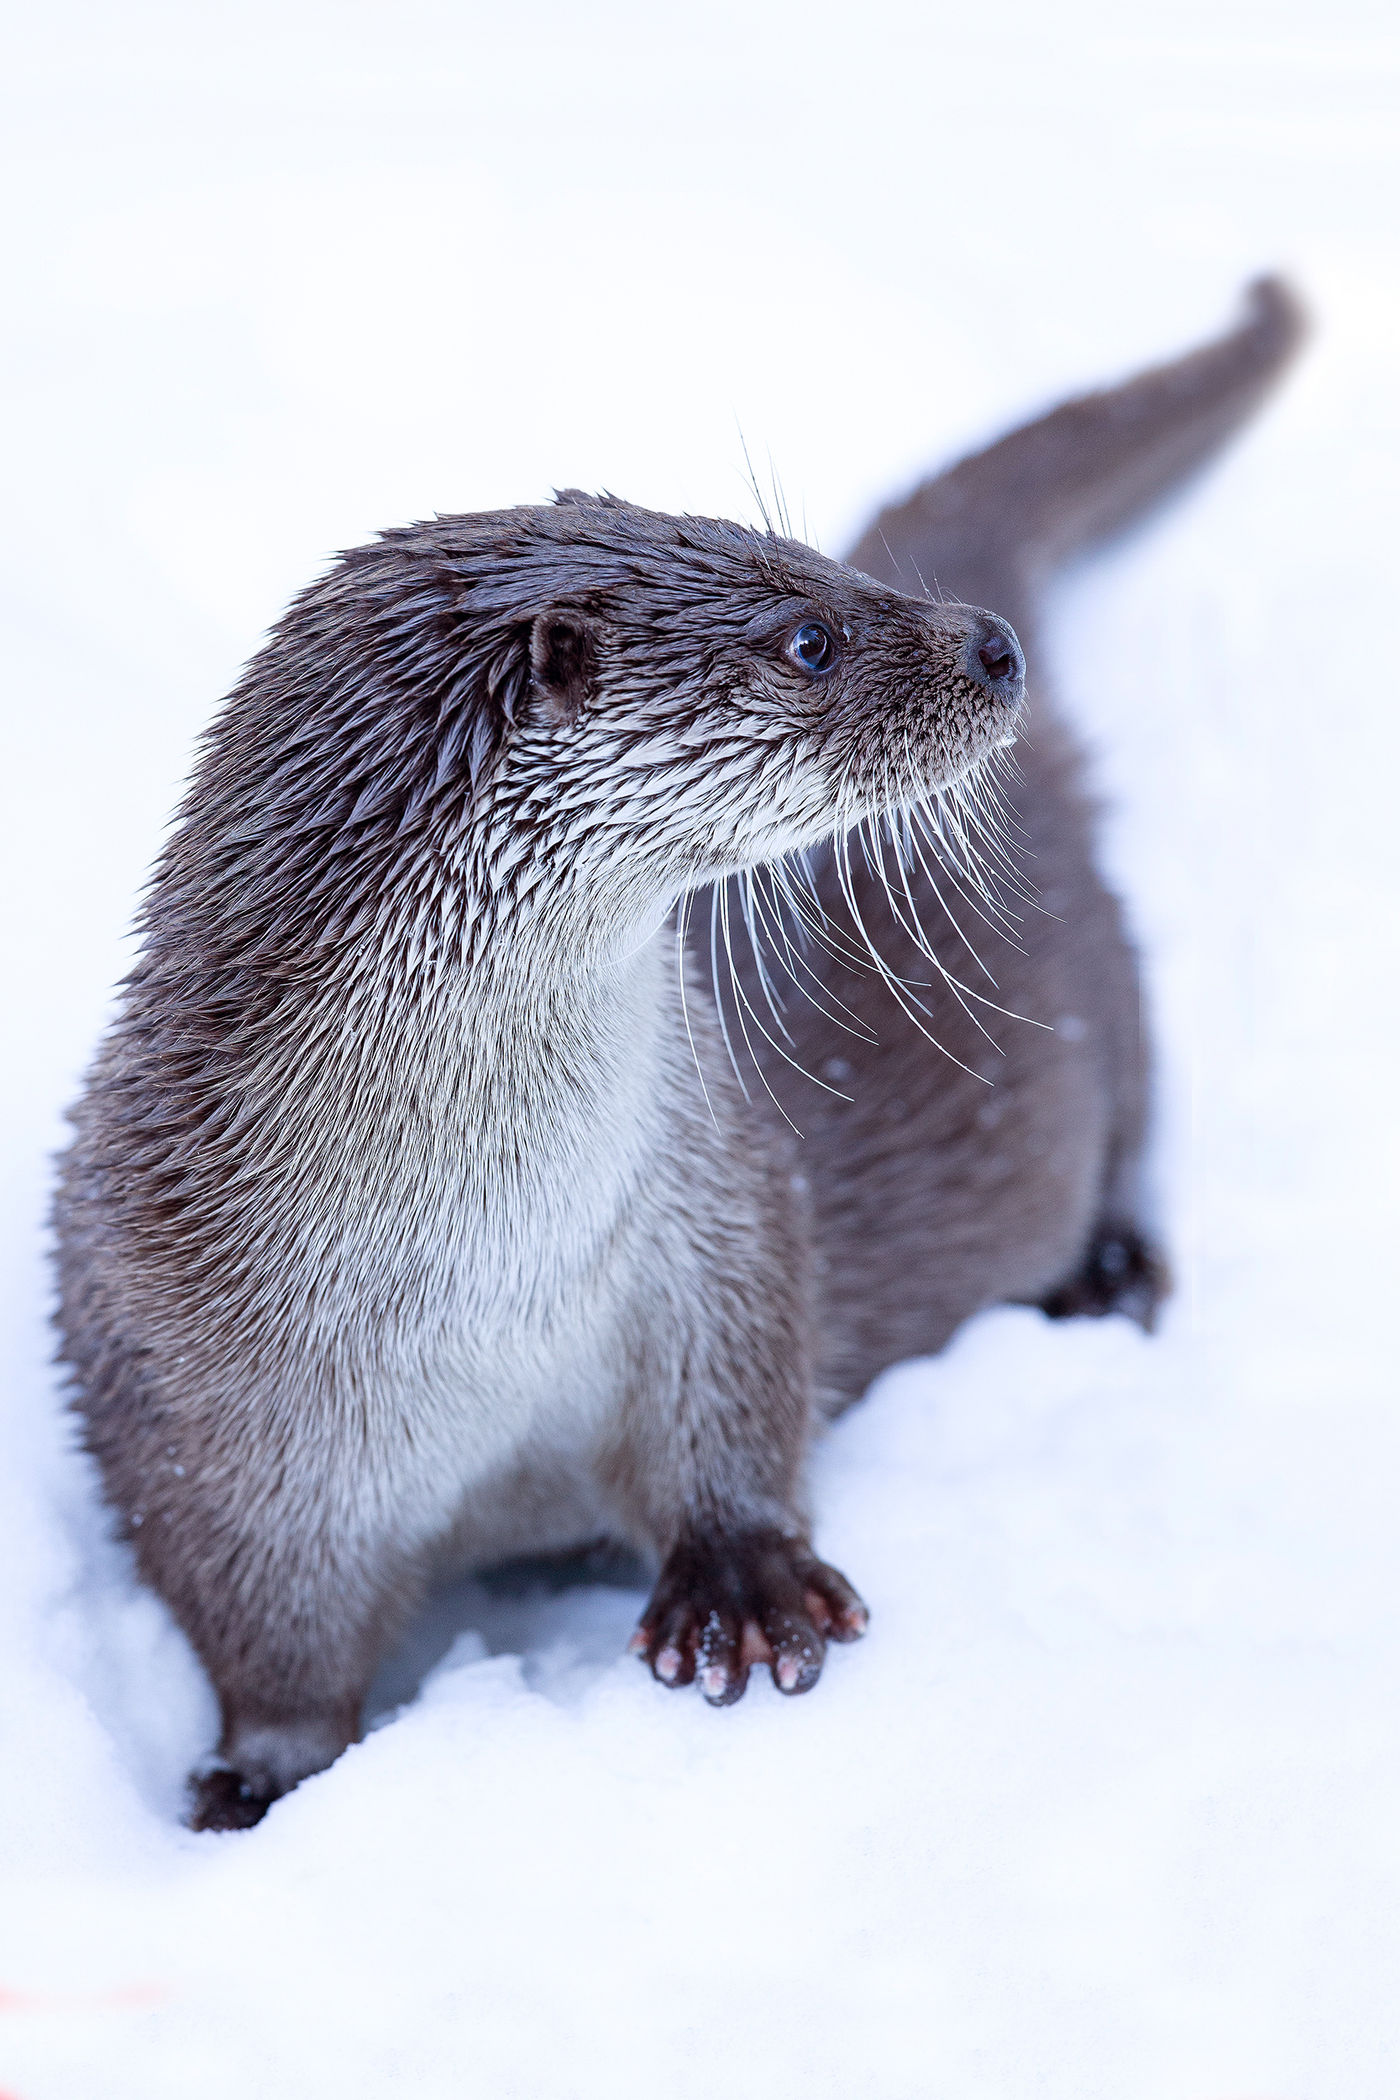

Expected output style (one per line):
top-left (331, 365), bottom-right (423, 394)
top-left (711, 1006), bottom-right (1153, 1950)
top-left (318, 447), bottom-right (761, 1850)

top-left (1037, 1010), bottom-right (1172, 1335)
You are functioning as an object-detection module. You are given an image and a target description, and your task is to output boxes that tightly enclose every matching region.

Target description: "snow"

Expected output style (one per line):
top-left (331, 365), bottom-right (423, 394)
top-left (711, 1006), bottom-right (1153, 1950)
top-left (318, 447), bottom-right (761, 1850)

top-left (2, 1), bottom-right (1398, 2095)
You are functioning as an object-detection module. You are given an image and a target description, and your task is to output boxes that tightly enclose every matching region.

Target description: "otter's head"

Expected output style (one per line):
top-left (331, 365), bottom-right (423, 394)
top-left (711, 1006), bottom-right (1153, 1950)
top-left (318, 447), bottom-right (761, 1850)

top-left (497, 494), bottom-right (1023, 899)
top-left (190, 494), bottom-right (1023, 966)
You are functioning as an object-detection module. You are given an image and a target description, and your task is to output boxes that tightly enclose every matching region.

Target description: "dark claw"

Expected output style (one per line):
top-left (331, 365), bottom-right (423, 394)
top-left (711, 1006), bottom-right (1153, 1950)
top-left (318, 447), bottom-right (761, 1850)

top-left (696, 1609), bottom-right (748, 1705)
top-left (790, 1548), bottom-right (869, 1643)
top-left (647, 1597), bottom-right (700, 1686)
top-left (633, 1528), bottom-right (867, 1704)
top-left (764, 1609), bottom-right (824, 1695)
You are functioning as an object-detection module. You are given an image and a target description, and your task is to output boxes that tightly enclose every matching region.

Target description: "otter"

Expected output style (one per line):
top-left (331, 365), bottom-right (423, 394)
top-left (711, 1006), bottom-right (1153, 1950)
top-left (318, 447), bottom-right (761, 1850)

top-left (54, 279), bottom-right (1303, 1830)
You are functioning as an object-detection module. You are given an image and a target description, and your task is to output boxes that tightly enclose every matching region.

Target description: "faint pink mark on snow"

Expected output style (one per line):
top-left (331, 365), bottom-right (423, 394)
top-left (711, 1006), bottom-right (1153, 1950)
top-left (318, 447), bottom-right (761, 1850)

top-left (0, 1978), bottom-right (167, 2095)
top-left (0, 1982), bottom-right (167, 2012)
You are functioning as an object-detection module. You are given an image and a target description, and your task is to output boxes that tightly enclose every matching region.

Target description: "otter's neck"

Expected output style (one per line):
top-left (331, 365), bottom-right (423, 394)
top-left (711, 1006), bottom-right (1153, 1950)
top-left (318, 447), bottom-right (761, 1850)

top-left (334, 882), bottom-right (685, 1206)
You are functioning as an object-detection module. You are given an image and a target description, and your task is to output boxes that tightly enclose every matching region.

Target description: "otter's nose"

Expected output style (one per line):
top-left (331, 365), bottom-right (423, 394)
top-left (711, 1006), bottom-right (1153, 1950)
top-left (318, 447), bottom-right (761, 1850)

top-left (966, 616), bottom-right (1025, 704)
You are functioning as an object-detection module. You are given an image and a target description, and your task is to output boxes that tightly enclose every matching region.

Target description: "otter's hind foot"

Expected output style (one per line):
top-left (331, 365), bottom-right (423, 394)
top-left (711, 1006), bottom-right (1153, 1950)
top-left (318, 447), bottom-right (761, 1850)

top-left (1040, 1226), bottom-right (1171, 1333)
top-left (631, 1528), bottom-right (867, 1706)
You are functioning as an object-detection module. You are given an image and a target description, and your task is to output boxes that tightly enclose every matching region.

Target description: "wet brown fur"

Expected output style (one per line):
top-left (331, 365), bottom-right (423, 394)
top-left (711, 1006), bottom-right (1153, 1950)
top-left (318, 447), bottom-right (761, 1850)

top-left (53, 280), bottom-right (1303, 1827)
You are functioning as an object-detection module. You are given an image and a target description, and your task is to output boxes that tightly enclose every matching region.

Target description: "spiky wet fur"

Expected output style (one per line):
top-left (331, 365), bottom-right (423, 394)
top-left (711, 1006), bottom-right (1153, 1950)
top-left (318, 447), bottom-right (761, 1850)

top-left (54, 279), bottom-right (1304, 1824)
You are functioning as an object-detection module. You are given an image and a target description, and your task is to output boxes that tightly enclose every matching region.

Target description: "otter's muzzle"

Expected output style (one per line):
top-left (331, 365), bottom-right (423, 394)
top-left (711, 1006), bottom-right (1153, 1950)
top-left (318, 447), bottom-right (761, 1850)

top-left (964, 615), bottom-right (1025, 709)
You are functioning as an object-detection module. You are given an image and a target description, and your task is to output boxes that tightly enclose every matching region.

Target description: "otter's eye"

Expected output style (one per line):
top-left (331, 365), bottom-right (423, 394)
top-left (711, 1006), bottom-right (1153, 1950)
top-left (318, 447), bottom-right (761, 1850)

top-left (786, 621), bottom-right (838, 676)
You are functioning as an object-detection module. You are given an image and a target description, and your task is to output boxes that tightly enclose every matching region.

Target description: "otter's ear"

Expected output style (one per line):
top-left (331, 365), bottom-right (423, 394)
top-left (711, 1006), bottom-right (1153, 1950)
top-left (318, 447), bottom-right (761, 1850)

top-left (529, 611), bottom-right (599, 727)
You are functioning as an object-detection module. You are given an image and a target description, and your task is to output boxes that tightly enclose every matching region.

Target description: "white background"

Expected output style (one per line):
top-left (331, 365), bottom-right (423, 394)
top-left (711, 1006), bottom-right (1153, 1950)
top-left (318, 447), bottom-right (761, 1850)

top-left (1, 2), bottom-right (1397, 2095)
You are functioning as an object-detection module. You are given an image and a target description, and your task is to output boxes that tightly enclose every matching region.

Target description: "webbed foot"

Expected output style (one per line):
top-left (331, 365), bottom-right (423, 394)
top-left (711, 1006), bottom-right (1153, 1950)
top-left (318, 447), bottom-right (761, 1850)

top-left (631, 1527), bottom-right (867, 1705)
top-left (1040, 1225), bottom-right (1171, 1332)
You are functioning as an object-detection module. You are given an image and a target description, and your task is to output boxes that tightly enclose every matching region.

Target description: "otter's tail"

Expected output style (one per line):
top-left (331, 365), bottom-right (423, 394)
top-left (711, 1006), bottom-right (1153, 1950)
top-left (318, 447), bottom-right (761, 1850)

top-left (844, 276), bottom-right (1306, 639)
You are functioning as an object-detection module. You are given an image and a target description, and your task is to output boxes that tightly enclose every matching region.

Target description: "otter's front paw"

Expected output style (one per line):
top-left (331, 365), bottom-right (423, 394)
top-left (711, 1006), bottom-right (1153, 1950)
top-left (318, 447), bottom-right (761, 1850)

top-left (187, 1763), bottom-right (279, 1833)
top-left (631, 1528), bottom-right (867, 1706)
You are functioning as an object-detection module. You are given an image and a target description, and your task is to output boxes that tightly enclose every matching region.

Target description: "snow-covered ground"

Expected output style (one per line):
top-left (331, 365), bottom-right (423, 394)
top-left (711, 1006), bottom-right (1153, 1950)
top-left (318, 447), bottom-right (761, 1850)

top-left (2, 2), bottom-right (1397, 2095)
